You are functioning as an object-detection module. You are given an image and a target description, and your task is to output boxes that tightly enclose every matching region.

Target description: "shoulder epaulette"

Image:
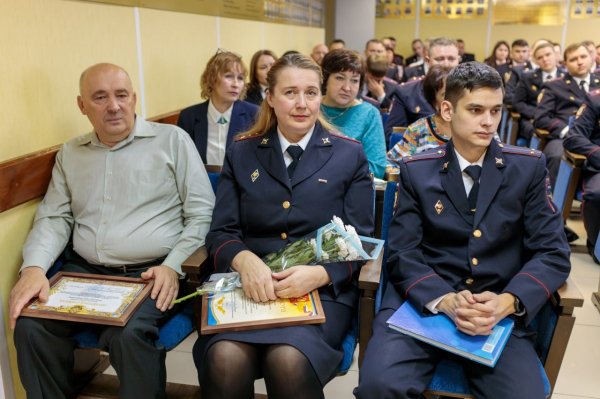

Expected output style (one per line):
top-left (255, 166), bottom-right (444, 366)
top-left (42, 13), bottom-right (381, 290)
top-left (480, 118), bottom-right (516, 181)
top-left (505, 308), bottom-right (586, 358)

top-left (400, 76), bottom-right (424, 86)
top-left (234, 131), bottom-right (263, 142)
top-left (404, 148), bottom-right (446, 163)
top-left (589, 88), bottom-right (600, 97)
top-left (501, 144), bottom-right (541, 158)
top-left (329, 130), bottom-right (360, 144)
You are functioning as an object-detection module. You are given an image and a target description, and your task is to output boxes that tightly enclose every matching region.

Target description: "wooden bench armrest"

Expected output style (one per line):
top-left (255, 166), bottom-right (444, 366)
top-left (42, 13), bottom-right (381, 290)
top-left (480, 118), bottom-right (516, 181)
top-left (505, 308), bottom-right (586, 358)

top-left (510, 112), bottom-right (521, 120)
top-left (392, 126), bottom-right (407, 134)
top-left (555, 277), bottom-right (584, 310)
top-left (181, 246), bottom-right (208, 276)
top-left (564, 150), bottom-right (586, 167)
top-left (535, 128), bottom-right (550, 138)
top-left (359, 249), bottom-right (383, 292)
top-left (147, 109), bottom-right (181, 125)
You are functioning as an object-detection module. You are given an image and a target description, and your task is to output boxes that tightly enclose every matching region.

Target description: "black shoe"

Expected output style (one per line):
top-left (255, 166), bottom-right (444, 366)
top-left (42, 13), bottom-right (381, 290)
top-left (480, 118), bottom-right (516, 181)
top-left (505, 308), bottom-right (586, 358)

top-left (587, 240), bottom-right (600, 265)
top-left (564, 226), bottom-right (579, 243)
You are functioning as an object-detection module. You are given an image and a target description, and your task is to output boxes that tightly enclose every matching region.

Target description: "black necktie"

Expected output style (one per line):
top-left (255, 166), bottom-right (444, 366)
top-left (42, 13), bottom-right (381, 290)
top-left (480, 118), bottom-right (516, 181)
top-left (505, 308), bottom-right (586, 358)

top-left (464, 165), bottom-right (482, 214)
top-left (545, 74), bottom-right (552, 80)
top-left (286, 146), bottom-right (303, 178)
top-left (579, 80), bottom-right (587, 93)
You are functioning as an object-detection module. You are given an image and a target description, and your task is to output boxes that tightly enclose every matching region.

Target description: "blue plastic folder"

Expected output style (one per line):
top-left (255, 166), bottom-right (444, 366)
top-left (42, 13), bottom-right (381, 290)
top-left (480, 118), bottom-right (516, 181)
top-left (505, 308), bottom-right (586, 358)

top-left (387, 301), bottom-right (514, 367)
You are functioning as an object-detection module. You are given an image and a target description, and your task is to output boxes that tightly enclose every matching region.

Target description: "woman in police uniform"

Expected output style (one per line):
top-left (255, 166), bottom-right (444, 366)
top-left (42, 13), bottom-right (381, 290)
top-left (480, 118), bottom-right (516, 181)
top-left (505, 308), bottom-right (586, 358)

top-left (193, 54), bottom-right (374, 399)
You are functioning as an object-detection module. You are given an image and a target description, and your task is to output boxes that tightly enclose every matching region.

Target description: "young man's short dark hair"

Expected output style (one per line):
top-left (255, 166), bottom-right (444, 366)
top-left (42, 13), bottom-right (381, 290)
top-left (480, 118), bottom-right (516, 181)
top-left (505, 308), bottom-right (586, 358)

top-left (512, 39), bottom-right (529, 48)
top-left (444, 62), bottom-right (504, 106)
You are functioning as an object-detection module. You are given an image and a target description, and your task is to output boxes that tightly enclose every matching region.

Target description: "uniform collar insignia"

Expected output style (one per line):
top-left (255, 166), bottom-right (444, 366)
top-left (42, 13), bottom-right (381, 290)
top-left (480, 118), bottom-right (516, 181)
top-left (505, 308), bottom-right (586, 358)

top-left (435, 200), bottom-right (444, 215)
top-left (495, 157), bottom-right (504, 166)
top-left (261, 137), bottom-right (269, 145)
top-left (415, 106), bottom-right (421, 113)
top-left (251, 169), bottom-right (259, 182)
top-left (322, 137), bottom-right (331, 144)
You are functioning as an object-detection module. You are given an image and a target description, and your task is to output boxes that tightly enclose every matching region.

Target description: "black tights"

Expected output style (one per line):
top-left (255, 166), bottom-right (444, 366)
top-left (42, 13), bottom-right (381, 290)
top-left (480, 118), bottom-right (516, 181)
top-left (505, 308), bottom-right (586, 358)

top-left (201, 340), bottom-right (325, 399)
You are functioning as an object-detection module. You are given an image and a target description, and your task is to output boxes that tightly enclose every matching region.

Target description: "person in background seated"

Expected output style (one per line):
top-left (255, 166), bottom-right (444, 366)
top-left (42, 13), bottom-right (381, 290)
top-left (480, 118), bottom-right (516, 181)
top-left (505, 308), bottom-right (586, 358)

top-left (310, 43), bottom-right (329, 65)
top-left (355, 61), bottom-right (570, 399)
top-left (595, 44), bottom-right (600, 70)
top-left (383, 36), bottom-right (404, 66)
top-left (383, 42), bottom-right (403, 83)
top-left (513, 42), bottom-right (565, 142)
top-left (457, 39), bottom-right (475, 63)
top-left (534, 42), bottom-right (600, 187)
top-left (583, 40), bottom-right (598, 72)
top-left (177, 50), bottom-right (258, 165)
top-left (564, 91), bottom-right (600, 263)
top-left (194, 53), bottom-right (373, 399)
top-left (386, 65), bottom-right (452, 172)
top-left (384, 37), bottom-right (461, 143)
top-left (503, 39), bottom-right (534, 105)
top-left (405, 38), bottom-right (425, 66)
top-left (246, 49), bottom-right (278, 106)
top-left (365, 38), bottom-right (386, 60)
top-left (320, 49), bottom-right (387, 178)
top-left (361, 54), bottom-right (401, 111)
top-left (329, 38), bottom-right (345, 51)
top-left (484, 40), bottom-right (511, 77)
top-left (9, 63), bottom-right (215, 399)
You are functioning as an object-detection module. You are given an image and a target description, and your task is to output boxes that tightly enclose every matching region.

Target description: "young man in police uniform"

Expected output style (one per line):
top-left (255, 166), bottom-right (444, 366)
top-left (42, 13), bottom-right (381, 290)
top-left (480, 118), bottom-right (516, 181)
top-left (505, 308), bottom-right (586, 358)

top-left (384, 37), bottom-right (461, 143)
top-left (534, 42), bottom-right (600, 186)
top-left (513, 41), bottom-right (565, 141)
top-left (355, 62), bottom-right (570, 399)
top-left (564, 90), bottom-right (600, 262)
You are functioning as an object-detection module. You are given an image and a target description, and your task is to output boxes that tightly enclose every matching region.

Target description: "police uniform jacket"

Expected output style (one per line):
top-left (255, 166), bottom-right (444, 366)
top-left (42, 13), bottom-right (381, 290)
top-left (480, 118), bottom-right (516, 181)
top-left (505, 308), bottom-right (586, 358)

top-left (564, 89), bottom-right (600, 173)
top-left (365, 79), bottom-right (401, 110)
top-left (384, 139), bottom-right (570, 327)
top-left (384, 78), bottom-right (435, 144)
top-left (534, 72), bottom-right (600, 139)
top-left (513, 68), bottom-right (566, 120)
top-left (177, 100), bottom-right (258, 163)
top-left (503, 62), bottom-right (533, 106)
top-left (206, 122), bottom-right (374, 307)
top-left (402, 63), bottom-right (425, 83)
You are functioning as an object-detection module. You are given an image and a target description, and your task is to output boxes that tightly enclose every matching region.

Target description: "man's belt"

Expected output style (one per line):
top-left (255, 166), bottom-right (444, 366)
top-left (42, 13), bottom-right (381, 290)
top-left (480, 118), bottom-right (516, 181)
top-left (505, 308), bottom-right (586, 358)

top-left (106, 257), bottom-right (166, 273)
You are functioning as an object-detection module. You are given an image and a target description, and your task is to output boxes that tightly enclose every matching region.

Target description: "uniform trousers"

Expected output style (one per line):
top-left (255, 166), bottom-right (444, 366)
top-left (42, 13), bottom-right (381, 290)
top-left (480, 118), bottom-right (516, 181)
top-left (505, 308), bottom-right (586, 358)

top-left (14, 254), bottom-right (175, 399)
top-left (583, 171), bottom-right (600, 249)
top-left (354, 308), bottom-right (546, 399)
top-left (542, 138), bottom-right (563, 187)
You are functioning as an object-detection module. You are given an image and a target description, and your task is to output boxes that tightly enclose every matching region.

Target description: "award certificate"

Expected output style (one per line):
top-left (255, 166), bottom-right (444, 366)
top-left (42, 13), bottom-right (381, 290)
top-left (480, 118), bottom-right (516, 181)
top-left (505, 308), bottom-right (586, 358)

top-left (21, 272), bottom-right (154, 326)
top-left (201, 288), bottom-right (325, 334)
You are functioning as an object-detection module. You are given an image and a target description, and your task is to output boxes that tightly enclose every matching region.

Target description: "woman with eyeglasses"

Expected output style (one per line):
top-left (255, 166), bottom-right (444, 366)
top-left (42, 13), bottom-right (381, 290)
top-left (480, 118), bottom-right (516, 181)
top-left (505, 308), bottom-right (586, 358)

top-left (177, 50), bottom-right (258, 165)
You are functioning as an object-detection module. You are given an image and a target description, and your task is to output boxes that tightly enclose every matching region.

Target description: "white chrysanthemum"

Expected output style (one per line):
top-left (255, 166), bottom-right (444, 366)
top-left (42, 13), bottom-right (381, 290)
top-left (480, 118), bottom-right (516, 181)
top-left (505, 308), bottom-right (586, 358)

top-left (346, 243), bottom-right (360, 260)
top-left (344, 225), bottom-right (361, 247)
top-left (310, 238), bottom-right (317, 253)
top-left (332, 216), bottom-right (345, 231)
top-left (336, 237), bottom-right (349, 258)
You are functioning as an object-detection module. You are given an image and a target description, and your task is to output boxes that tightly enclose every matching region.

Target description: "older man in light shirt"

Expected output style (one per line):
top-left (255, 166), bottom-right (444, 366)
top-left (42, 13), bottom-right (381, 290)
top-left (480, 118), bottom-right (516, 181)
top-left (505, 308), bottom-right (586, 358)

top-left (9, 63), bottom-right (215, 399)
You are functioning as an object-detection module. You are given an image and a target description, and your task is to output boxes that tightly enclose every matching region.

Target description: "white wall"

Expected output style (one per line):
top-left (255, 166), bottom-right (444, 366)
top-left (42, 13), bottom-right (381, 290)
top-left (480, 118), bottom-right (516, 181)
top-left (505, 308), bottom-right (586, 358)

top-left (334, 0), bottom-right (376, 53)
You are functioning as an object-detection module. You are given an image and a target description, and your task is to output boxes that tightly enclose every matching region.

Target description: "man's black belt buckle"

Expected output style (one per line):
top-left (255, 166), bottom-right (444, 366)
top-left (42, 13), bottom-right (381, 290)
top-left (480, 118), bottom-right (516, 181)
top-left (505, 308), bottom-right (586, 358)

top-left (109, 257), bottom-right (166, 273)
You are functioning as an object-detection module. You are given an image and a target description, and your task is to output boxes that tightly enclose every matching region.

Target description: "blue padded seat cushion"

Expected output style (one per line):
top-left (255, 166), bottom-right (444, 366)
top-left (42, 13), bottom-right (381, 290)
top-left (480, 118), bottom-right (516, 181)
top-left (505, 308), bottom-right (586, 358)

top-left (427, 358), bottom-right (551, 397)
top-left (73, 302), bottom-right (195, 352)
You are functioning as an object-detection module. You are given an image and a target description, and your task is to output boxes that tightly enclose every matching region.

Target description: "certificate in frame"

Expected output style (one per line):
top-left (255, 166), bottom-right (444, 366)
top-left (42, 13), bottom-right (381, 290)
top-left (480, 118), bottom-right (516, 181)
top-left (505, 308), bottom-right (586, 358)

top-left (21, 272), bottom-right (154, 326)
top-left (201, 288), bottom-right (325, 334)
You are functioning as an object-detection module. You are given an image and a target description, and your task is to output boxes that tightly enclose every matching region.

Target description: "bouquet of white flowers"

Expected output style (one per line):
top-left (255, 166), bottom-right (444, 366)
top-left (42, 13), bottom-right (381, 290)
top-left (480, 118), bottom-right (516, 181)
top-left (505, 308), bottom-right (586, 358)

top-left (262, 216), bottom-right (384, 273)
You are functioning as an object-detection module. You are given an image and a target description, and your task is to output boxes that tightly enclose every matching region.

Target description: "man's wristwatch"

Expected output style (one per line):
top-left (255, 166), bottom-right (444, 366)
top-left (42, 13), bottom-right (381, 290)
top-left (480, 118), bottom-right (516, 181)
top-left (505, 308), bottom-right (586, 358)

top-left (513, 295), bottom-right (526, 316)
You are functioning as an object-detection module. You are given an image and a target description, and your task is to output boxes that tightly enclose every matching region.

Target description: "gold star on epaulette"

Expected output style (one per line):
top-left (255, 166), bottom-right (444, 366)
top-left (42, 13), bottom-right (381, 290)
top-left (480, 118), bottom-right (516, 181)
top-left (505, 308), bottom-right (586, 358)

top-left (495, 157), bottom-right (503, 166)
top-left (415, 106), bottom-right (421, 113)
top-left (322, 137), bottom-right (330, 144)
top-left (531, 85), bottom-right (537, 91)
top-left (569, 96), bottom-right (575, 101)
top-left (566, 79), bottom-right (571, 84)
